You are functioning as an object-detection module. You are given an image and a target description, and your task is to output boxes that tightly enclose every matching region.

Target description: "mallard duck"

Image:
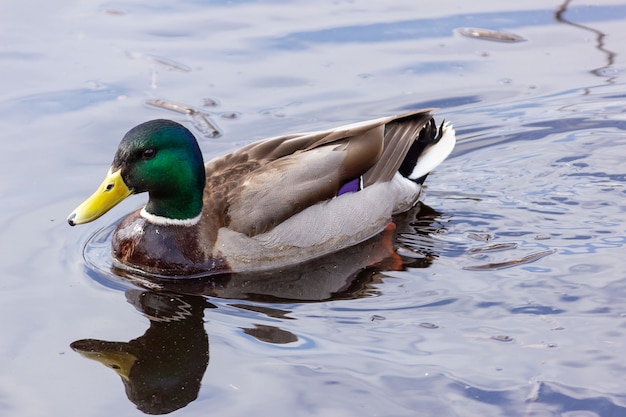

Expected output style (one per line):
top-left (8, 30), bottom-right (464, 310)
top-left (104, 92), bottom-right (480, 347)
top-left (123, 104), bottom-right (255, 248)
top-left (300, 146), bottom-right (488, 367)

top-left (68, 109), bottom-right (455, 277)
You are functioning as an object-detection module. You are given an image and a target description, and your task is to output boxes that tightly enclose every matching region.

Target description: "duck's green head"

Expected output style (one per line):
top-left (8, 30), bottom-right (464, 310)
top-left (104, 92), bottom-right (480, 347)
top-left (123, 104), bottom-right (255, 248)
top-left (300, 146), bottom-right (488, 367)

top-left (68, 120), bottom-right (206, 226)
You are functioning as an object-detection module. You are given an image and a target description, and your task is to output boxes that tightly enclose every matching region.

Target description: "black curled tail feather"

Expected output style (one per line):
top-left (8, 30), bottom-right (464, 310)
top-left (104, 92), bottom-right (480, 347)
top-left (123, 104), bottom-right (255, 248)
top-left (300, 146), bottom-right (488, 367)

top-left (361, 111), bottom-right (433, 187)
top-left (398, 118), bottom-right (445, 184)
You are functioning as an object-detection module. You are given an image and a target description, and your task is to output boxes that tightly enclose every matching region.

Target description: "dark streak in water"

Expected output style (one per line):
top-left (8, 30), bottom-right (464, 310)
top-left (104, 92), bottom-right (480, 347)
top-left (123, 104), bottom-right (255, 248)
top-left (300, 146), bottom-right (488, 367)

top-left (555, 0), bottom-right (617, 84)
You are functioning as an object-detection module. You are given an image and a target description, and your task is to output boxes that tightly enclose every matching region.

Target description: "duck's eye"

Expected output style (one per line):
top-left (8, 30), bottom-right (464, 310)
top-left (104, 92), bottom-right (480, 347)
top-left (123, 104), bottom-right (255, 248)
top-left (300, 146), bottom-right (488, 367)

top-left (142, 148), bottom-right (156, 160)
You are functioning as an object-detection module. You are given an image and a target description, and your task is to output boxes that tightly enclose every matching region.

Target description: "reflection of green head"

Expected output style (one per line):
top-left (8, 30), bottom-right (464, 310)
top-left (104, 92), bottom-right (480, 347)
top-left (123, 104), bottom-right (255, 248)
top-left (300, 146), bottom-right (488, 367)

top-left (71, 291), bottom-right (210, 415)
top-left (113, 120), bottom-right (206, 220)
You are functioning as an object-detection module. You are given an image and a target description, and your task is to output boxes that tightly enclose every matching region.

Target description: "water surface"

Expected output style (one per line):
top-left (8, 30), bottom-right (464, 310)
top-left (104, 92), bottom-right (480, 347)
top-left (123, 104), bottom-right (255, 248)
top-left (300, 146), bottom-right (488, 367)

top-left (2, 0), bottom-right (626, 416)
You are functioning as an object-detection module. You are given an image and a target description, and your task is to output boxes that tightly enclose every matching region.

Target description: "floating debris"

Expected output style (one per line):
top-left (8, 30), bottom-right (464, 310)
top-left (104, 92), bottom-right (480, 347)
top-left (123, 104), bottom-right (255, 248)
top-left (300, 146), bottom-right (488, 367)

top-left (220, 112), bottom-right (240, 119)
top-left (467, 233), bottom-right (492, 242)
top-left (540, 314), bottom-right (565, 331)
top-left (123, 51), bottom-right (192, 72)
top-left (144, 54), bottom-right (192, 72)
top-left (146, 98), bottom-right (221, 138)
top-left (396, 246), bottom-right (427, 259)
top-left (464, 249), bottom-right (556, 271)
top-left (491, 335), bottom-right (513, 342)
top-left (523, 342), bottom-right (558, 349)
top-left (458, 27), bottom-right (526, 43)
top-left (146, 99), bottom-right (195, 115)
top-left (468, 242), bottom-right (518, 253)
top-left (104, 9), bottom-right (125, 16)
top-left (202, 97), bottom-right (220, 107)
top-left (260, 107), bottom-right (287, 118)
top-left (189, 112), bottom-right (221, 139)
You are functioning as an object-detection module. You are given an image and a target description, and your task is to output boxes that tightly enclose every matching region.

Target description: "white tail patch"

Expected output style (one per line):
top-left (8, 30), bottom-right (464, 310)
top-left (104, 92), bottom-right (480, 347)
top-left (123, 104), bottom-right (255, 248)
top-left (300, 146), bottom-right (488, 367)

top-left (409, 122), bottom-right (456, 180)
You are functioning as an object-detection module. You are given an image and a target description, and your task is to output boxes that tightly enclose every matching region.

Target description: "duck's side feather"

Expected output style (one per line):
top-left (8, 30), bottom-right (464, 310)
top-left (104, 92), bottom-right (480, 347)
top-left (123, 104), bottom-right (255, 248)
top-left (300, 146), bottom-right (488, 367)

top-left (204, 109), bottom-right (436, 237)
top-left (215, 173), bottom-right (421, 272)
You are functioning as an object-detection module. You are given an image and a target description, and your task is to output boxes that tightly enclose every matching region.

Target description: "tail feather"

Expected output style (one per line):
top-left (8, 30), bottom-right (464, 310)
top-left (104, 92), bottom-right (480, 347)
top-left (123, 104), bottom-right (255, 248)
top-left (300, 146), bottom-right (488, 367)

top-left (401, 120), bottom-right (456, 183)
top-left (362, 111), bottom-right (433, 187)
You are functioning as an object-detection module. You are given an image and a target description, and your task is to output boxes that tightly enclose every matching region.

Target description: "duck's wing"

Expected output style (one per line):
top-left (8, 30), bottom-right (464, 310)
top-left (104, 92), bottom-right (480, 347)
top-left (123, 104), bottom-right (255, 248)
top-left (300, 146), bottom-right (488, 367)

top-left (205, 109), bottom-right (437, 236)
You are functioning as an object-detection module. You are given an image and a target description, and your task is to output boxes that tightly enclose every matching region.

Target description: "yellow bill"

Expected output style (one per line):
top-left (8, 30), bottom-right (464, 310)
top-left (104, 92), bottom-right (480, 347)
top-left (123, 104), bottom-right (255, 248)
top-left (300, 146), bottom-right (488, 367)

top-left (67, 168), bottom-right (132, 226)
top-left (71, 341), bottom-right (137, 382)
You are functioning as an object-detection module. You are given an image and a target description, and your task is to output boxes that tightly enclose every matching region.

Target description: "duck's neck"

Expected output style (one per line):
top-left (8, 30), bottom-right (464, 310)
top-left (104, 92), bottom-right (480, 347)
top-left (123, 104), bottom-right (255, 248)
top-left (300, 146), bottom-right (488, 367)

top-left (143, 189), bottom-right (203, 225)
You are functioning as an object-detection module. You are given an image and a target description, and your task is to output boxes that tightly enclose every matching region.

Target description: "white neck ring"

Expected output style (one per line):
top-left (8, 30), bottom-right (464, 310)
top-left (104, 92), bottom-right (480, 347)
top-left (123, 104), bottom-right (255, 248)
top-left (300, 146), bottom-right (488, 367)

top-left (140, 207), bottom-right (202, 226)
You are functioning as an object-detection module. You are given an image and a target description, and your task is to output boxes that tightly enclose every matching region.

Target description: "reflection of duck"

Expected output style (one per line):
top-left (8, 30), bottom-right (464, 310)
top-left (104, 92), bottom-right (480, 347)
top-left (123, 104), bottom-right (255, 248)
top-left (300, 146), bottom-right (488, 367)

top-left (71, 203), bottom-right (447, 413)
top-left (71, 291), bottom-right (211, 415)
top-left (68, 110), bottom-right (455, 277)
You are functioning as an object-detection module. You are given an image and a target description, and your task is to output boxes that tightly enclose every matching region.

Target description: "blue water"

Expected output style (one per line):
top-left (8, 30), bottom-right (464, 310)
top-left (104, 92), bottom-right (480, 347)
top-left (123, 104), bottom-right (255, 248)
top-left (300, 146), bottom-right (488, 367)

top-left (2, 0), bottom-right (626, 416)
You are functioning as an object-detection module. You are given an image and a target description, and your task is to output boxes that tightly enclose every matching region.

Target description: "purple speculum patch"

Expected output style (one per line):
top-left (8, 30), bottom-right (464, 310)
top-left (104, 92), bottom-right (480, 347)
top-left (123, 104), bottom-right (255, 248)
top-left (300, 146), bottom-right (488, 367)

top-left (337, 177), bottom-right (361, 196)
